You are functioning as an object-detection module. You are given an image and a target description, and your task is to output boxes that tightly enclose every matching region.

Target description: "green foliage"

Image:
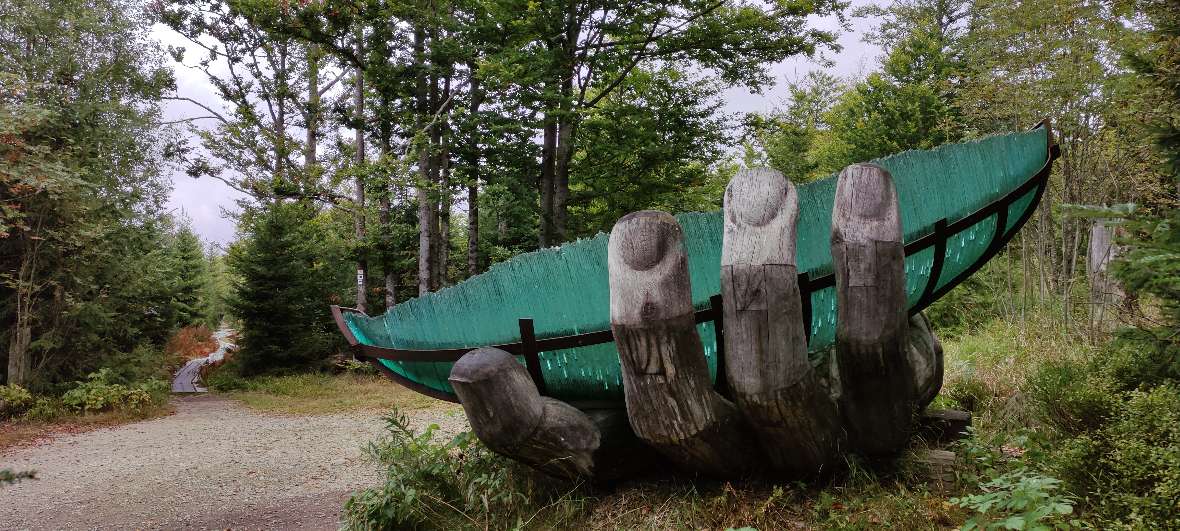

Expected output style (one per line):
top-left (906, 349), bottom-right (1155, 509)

top-left (569, 68), bottom-right (732, 236)
top-left (950, 471), bottom-right (1077, 530)
top-left (1026, 360), bottom-right (1119, 434)
top-left (1047, 385), bottom-right (1180, 527)
top-left (228, 201), bottom-right (342, 375)
top-left (0, 384), bottom-right (34, 419)
top-left (169, 225), bottom-right (214, 327)
top-left (0, 469), bottom-right (36, 487)
top-left (60, 369), bottom-right (168, 414)
top-left (0, 0), bottom-right (194, 389)
top-left (343, 410), bottom-right (552, 529)
top-left (743, 71), bottom-right (846, 182)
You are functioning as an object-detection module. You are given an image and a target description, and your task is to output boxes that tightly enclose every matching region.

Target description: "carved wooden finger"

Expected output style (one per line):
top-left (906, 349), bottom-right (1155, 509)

top-left (831, 163), bottom-right (915, 455)
top-left (450, 347), bottom-right (601, 479)
top-left (721, 168), bottom-right (842, 475)
top-left (608, 211), bottom-right (757, 477)
top-left (906, 312), bottom-right (944, 409)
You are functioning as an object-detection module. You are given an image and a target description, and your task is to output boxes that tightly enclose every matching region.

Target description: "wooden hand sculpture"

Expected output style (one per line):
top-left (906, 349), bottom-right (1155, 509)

top-left (449, 164), bottom-right (944, 480)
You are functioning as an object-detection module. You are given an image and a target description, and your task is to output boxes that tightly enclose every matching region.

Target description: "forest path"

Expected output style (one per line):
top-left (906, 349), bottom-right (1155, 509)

top-left (0, 394), bottom-right (467, 530)
top-left (171, 328), bottom-right (235, 393)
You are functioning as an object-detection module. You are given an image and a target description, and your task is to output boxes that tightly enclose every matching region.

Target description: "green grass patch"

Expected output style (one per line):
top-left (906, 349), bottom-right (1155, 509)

top-left (216, 372), bottom-right (448, 415)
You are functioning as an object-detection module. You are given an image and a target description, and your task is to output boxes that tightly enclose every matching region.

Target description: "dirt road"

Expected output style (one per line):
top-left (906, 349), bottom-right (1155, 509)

top-left (0, 395), bottom-right (466, 530)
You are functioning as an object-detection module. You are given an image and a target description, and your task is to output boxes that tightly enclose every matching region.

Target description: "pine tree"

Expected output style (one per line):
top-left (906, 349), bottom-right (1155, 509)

top-left (228, 202), bottom-right (332, 375)
top-left (170, 225), bottom-right (212, 328)
top-left (1113, 0), bottom-right (1180, 328)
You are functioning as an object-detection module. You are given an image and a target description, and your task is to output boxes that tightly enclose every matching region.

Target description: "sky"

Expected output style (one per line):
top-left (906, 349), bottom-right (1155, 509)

top-left (157, 8), bottom-right (882, 248)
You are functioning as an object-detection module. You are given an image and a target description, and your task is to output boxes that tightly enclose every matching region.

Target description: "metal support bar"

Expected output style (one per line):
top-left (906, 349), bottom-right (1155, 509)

top-left (518, 318), bottom-right (548, 396)
top-left (918, 219), bottom-right (949, 309)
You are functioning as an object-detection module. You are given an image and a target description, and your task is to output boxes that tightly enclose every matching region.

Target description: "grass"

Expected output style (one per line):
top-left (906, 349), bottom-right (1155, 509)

top-left (220, 372), bottom-right (451, 415)
top-left (0, 403), bottom-right (174, 451)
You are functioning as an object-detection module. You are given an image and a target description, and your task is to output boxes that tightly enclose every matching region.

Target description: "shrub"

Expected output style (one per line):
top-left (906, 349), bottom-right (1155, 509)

top-left (950, 470), bottom-right (1078, 530)
top-left (343, 410), bottom-right (558, 529)
top-left (22, 397), bottom-right (65, 421)
top-left (0, 384), bottom-right (34, 419)
top-left (334, 358), bottom-right (378, 376)
top-left (1026, 360), bottom-right (1119, 434)
top-left (60, 369), bottom-right (166, 414)
top-left (1098, 330), bottom-right (1180, 392)
top-left (203, 358), bottom-right (251, 391)
top-left (164, 325), bottom-right (217, 360)
top-left (102, 343), bottom-right (182, 385)
top-left (1048, 384), bottom-right (1180, 527)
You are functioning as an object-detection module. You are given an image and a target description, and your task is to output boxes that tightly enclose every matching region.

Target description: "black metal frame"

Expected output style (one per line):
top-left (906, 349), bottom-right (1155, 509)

top-left (332, 122), bottom-right (1059, 404)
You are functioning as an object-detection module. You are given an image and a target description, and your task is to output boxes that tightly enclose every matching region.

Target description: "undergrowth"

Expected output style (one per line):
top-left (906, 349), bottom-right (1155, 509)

top-left (340, 283), bottom-right (1180, 529)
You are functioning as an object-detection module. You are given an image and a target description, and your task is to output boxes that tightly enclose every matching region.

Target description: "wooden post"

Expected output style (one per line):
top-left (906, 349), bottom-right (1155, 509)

top-left (831, 163), bottom-right (915, 455)
top-left (720, 168), bottom-right (842, 475)
top-left (449, 347), bottom-right (601, 478)
top-left (1087, 221), bottom-right (1123, 330)
top-left (608, 211), bottom-right (758, 477)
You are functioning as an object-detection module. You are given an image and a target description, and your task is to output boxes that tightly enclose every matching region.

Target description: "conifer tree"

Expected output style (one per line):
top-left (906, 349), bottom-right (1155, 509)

top-left (170, 225), bottom-right (212, 328)
top-left (228, 202), bottom-right (332, 375)
top-left (1114, 0), bottom-right (1180, 328)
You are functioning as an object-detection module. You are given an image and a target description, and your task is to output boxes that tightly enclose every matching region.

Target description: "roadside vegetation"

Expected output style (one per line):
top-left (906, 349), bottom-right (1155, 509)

top-left (0, 325), bottom-right (216, 449)
top-left (205, 361), bottom-right (446, 415)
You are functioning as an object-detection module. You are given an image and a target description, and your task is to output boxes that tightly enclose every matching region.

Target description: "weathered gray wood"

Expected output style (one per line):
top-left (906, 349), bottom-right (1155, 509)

top-left (609, 211), bottom-right (758, 477)
top-left (831, 163), bottom-right (915, 455)
top-left (720, 168), bottom-right (842, 475)
top-left (912, 449), bottom-right (958, 490)
top-left (1088, 221), bottom-right (1123, 329)
top-left (918, 409), bottom-right (972, 443)
top-left (449, 347), bottom-right (601, 479)
top-left (906, 312), bottom-right (944, 409)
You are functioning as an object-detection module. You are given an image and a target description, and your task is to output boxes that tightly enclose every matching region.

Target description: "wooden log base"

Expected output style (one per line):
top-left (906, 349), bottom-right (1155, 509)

top-left (911, 449), bottom-right (959, 491)
top-left (918, 409), bottom-right (972, 444)
top-left (449, 347), bottom-right (602, 479)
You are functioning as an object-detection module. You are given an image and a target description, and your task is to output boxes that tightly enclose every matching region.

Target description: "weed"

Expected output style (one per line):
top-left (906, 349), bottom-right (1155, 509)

top-left (950, 470), bottom-right (1078, 530)
top-left (0, 384), bottom-right (34, 419)
top-left (343, 409), bottom-right (561, 529)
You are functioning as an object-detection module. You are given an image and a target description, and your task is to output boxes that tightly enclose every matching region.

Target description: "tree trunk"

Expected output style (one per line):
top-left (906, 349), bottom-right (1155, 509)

top-left (553, 77), bottom-right (574, 242)
top-left (353, 30), bottom-right (368, 313)
top-left (305, 44), bottom-right (319, 173)
top-left (436, 125), bottom-right (451, 288)
top-left (428, 70), bottom-right (443, 291)
top-left (414, 27), bottom-right (434, 296)
top-left (7, 238), bottom-right (40, 387)
top-left (378, 114), bottom-right (395, 308)
top-left (539, 113), bottom-right (557, 248)
top-left (466, 66), bottom-right (483, 278)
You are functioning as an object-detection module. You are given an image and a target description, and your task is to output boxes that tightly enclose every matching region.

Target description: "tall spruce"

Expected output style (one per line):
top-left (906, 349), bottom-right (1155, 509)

top-left (229, 202), bottom-right (333, 375)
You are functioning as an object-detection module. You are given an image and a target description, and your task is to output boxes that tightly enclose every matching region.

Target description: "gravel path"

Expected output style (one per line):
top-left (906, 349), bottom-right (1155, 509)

top-left (1, 395), bottom-right (467, 530)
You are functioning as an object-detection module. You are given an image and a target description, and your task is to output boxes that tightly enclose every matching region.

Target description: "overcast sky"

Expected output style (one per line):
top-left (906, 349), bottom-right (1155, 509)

top-left (157, 8), bottom-right (882, 248)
